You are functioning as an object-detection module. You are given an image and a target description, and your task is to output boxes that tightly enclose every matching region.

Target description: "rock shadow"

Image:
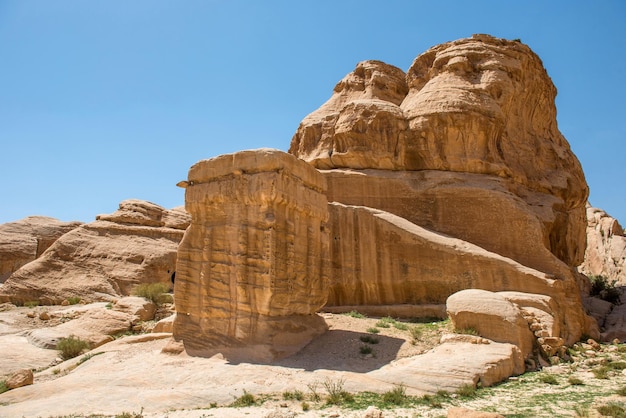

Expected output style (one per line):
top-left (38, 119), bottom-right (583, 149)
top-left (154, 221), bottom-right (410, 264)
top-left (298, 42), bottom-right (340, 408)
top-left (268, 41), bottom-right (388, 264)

top-left (274, 329), bottom-right (406, 373)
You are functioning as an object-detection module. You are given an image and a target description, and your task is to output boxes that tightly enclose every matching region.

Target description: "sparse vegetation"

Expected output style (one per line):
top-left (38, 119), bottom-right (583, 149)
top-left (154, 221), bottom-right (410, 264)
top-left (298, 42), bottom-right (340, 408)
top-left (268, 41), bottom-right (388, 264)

top-left (67, 296), bottom-right (81, 305)
top-left (366, 327), bottom-right (380, 334)
top-left (133, 282), bottom-right (171, 305)
top-left (24, 300), bottom-right (40, 308)
top-left (359, 345), bottom-right (373, 355)
top-left (323, 378), bottom-right (354, 405)
top-left (344, 310), bottom-right (365, 319)
top-left (409, 326), bottom-right (423, 344)
top-left (456, 383), bottom-right (477, 398)
top-left (301, 401), bottom-right (310, 411)
top-left (306, 381), bottom-right (321, 402)
top-left (282, 389), bottom-right (304, 401)
top-left (115, 410), bottom-right (143, 418)
top-left (359, 335), bottom-right (379, 344)
top-left (590, 275), bottom-right (621, 304)
top-left (76, 351), bottom-right (104, 367)
top-left (618, 386), bottom-right (626, 396)
top-left (393, 322), bottom-right (408, 331)
top-left (568, 376), bottom-right (584, 385)
top-left (230, 390), bottom-right (256, 407)
top-left (382, 384), bottom-right (408, 406)
top-left (0, 380), bottom-right (8, 394)
top-left (539, 374), bottom-right (558, 385)
top-left (454, 327), bottom-right (479, 336)
top-left (594, 366), bottom-right (611, 379)
top-left (57, 335), bottom-right (90, 360)
top-left (597, 401), bottom-right (626, 417)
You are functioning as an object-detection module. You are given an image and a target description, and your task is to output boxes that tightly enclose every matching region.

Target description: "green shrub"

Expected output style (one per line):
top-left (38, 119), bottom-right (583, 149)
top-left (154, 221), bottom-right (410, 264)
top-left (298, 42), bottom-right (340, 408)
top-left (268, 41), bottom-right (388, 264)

top-left (67, 296), bottom-right (81, 305)
top-left (230, 390), bottom-right (256, 407)
top-left (593, 366), bottom-right (610, 379)
top-left (609, 361), bottom-right (626, 371)
top-left (133, 282), bottom-right (171, 305)
top-left (359, 345), bottom-right (373, 355)
top-left (24, 300), bottom-right (40, 308)
top-left (590, 275), bottom-right (621, 304)
top-left (360, 335), bottom-right (379, 344)
top-left (115, 410), bottom-right (143, 418)
top-left (301, 401), bottom-right (309, 411)
top-left (540, 374), bottom-right (558, 385)
top-left (618, 386), bottom-right (626, 396)
top-left (393, 322), bottom-right (408, 331)
top-left (282, 390), bottom-right (304, 401)
top-left (367, 327), bottom-right (380, 334)
top-left (409, 326), bottom-right (423, 344)
top-left (382, 384), bottom-right (408, 405)
top-left (344, 310), bottom-right (365, 318)
top-left (597, 401), bottom-right (626, 417)
top-left (323, 378), bottom-right (353, 405)
top-left (454, 327), bottom-right (479, 336)
top-left (376, 317), bottom-right (394, 328)
top-left (0, 380), bottom-right (8, 394)
top-left (568, 376), bottom-right (584, 386)
top-left (456, 383), bottom-right (476, 398)
top-left (57, 335), bottom-right (90, 360)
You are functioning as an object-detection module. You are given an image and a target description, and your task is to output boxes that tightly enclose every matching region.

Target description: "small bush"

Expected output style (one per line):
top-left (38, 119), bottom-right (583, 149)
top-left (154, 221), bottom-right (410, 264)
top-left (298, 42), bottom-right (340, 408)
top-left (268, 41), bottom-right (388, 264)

top-left (393, 322), bottom-right (408, 331)
top-left (67, 296), bottom-right (81, 305)
top-left (376, 317), bottom-right (394, 328)
top-left (360, 335), bottom-right (379, 344)
top-left (115, 411), bottom-right (143, 418)
top-left (593, 366), bottom-right (610, 379)
top-left (454, 327), bottom-right (479, 336)
top-left (409, 326), bottom-right (423, 344)
top-left (367, 327), bottom-right (380, 334)
top-left (597, 401), bottom-right (626, 417)
top-left (323, 378), bottom-right (353, 405)
top-left (133, 282), bottom-right (171, 305)
top-left (24, 300), bottom-right (40, 308)
top-left (282, 390), bottom-right (304, 401)
top-left (422, 394), bottom-right (442, 408)
top-left (609, 361), bottom-right (626, 371)
top-left (568, 376), bottom-right (584, 385)
top-left (0, 380), bottom-right (8, 394)
top-left (307, 381), bottom-right (320, 402)
top-left (540, 374), bottom-right (559, 385)
top-left (456, 383), bottom-right (476, 398)
top-left (617, 386), bottom-right (626, 396)
top-left (359, 345), bottom-right (373, 355)
top-left (301, 401), bottom-right (309, 411)
top-left (230, 390), bottom-right (256, 407)
top-left (382, 384), bottom-right (408, 405)
top-left (57, 335), bottom-right (90, 360)
top-left (344, 310), bottom-right (365, 319)
top-left (590, 275), bottom-right (621, 304)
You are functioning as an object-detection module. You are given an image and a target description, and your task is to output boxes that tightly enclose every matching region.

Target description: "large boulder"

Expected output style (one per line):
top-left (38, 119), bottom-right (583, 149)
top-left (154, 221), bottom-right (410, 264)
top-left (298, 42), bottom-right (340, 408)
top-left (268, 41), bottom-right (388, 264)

top-left (0, 216), bottom-right (82, 283)
top-left (174, 149), bottom-right (330, 362)
top-left (0, 200), bottom-right (189, 304)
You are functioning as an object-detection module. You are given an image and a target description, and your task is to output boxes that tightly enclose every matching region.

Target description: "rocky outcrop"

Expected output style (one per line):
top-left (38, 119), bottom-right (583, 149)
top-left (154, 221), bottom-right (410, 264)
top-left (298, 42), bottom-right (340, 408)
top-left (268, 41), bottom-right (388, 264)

top-left (0, 216), bottom-right (82, 283)
top-left (579, 204), bottom-right (626, 284)
top-left (0, 200), bottom-right (189, 304)
top-left (174, 149), bottom-right (330, 362)
top-left (290, 34), bottom-right (587, 272)
top-left (290, 34), bottom-right (593, 344)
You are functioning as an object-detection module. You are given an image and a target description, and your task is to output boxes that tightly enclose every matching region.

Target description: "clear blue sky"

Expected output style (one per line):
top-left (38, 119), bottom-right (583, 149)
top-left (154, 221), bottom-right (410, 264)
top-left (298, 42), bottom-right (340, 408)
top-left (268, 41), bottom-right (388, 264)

top-left (1, 1), bottom-right (625, 224)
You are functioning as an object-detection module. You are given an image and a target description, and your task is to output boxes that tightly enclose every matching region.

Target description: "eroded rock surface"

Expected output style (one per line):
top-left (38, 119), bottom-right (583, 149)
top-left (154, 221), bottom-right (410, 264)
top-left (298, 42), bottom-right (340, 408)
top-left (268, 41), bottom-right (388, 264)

top-left (0, 216), bottom-right (82, 283)
top-left (0, 200), bottom-right (189, 304)
top-left (174, 149), bottom-right (330, 361)
top-left (580, 204), bottom-right (626, 284)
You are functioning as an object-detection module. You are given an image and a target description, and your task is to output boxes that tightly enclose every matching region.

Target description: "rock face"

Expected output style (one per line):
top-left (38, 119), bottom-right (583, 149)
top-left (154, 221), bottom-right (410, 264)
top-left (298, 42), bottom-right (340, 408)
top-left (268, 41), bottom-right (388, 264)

top-left (173, 149), bottom-right (330, 362)
top-left (0, 200), bottom-right (189, 304)
top-left (290, 34), bottom-right (593, 344)
top-left (579, 204), bottom-right (626, 284)
top-left (0, 216), bottom-right (82, 283)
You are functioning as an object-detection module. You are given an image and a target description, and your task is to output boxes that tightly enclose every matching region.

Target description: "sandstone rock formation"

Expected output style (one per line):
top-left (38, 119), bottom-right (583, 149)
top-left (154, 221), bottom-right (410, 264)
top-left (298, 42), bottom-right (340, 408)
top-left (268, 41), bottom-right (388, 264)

top-left (6, 369), bottom-right (33, 390)
top-left (174, 149), bottom-right (330, 362)
top-left (0, 200), bottom-right (189, 304)
top-left (0, 216), bottom-right (82, 283)
top-left (579, 204), bottom-right (626, 284)
top-left (290, 34), bottom-right (593, 344)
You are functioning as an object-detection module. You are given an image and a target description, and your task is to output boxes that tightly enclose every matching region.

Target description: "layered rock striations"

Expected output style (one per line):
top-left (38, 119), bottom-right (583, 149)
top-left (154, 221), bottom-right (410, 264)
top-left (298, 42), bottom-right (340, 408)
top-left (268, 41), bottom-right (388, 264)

top-left (0, 200), bottom-right (189, 304)
top-left (173, 149), bottom-right (330, 362)
top-left (0, 216), bottom-right (82, 283)
top-left (290, 34), bottom-right (594, 344)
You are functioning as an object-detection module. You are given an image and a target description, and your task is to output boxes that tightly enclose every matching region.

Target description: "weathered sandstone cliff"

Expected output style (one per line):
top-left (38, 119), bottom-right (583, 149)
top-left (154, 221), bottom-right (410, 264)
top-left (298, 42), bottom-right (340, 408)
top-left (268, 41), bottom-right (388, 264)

top-left (579, 204), bottom-right (626, 284)
top-left (290, 34), bottom-right (593, 344)
top-left (174, 149), bottom-right (330, 361)
top-left (0, 216), bottom-right (82, 283)
top-left (0, 200), bottom-right (189, 304)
